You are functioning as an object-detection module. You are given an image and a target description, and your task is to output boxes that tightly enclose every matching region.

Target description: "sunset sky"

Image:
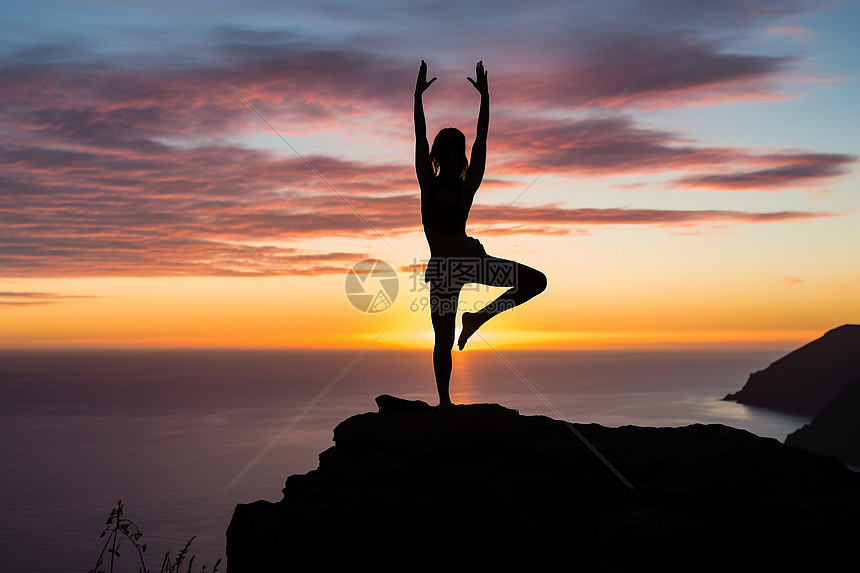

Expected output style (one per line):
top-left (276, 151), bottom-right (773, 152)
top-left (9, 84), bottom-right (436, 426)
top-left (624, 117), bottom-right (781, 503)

top-left (1, 0), bottom-right (858, 350)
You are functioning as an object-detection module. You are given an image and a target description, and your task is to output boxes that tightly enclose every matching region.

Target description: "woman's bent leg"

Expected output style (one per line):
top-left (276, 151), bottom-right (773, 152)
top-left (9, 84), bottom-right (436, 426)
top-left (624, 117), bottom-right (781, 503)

top-left (458, 257), bottom-right (546, 350)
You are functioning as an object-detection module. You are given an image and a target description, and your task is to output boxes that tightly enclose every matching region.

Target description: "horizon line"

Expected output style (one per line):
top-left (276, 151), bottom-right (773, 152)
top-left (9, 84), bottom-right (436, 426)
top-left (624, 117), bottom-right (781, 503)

top-left (0, 328), bottom-right (834, 352)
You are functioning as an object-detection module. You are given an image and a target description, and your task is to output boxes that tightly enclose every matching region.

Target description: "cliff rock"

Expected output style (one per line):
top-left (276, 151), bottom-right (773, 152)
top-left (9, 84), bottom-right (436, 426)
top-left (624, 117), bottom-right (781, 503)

top-left (226, 395), bottom-right (860, 570)
top-left (785, 377), bottom-right (860, 464)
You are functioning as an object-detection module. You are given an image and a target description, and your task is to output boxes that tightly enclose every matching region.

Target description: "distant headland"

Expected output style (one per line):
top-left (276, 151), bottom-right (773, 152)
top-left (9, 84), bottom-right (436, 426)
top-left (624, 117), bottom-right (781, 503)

top-left (723, 324), bottom-right (860, 414)
top-left (723, 324), bottom-right (860, 464)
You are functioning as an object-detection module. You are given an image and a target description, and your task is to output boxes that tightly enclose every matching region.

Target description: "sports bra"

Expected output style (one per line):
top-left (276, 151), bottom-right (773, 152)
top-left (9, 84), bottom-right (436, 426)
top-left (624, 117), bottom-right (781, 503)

top-left (421, 177), bottom-right (470, 234)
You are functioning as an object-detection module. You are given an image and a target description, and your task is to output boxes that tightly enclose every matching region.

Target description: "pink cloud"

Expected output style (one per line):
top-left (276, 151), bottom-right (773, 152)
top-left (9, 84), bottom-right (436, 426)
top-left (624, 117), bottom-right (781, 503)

top-left (674, 152), bottom-right (855, 190)
top-left (467, 204), bottom-right (835, 231)
top-left (770, 25), bottom-right (813, 39)
top-left (486, 116), bottom-right (854, 190)
top-left (0, 22), bottom-right (852, 278)
top-left (0, 291), bottom-right (103, 308)
top-left (492, 33), bottom-right (799, 110)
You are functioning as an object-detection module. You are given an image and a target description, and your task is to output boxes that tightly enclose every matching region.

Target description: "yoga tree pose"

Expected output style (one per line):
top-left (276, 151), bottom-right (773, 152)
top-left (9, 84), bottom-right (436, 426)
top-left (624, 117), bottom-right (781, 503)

top-left (414, 60), bottom-right (547, 411)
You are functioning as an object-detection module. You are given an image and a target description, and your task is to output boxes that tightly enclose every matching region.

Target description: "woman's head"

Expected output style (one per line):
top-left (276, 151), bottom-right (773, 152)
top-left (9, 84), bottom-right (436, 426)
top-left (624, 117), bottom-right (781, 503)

top-left (430, 128), bottom-right (468, 179)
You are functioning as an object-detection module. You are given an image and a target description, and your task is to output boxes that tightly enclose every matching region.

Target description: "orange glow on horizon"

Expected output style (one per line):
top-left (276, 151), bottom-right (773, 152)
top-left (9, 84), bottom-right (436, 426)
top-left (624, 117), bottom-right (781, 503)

top-left (0, 274), bottom-right (853, 353)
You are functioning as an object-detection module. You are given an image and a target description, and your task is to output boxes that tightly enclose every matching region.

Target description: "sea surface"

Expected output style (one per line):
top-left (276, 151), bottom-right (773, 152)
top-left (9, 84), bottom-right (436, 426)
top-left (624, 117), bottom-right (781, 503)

top-left (0, 348), bottom-right (815, 571)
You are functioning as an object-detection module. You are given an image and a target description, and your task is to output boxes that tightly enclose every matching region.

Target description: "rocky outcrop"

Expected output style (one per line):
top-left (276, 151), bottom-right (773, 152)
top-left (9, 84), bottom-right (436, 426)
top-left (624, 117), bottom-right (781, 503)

top-left (226, 395), bottom-right (860, 571)
top-left (723, 324), bottom-right (860, 414)
top-left (785, 377), bottom-right (860, 464)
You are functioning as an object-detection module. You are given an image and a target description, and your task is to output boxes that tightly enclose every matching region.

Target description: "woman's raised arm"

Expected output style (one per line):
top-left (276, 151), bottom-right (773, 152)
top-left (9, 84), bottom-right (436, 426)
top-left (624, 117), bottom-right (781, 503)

top-left (414, 60), bottom-right (436, 194)
top-left (465, 61), bottom-right (489, 192)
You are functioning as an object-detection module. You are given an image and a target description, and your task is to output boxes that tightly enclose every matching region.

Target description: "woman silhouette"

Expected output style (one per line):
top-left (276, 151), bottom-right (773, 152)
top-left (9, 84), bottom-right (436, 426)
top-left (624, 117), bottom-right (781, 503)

top-left (414, 60), bottom-right (547, 411)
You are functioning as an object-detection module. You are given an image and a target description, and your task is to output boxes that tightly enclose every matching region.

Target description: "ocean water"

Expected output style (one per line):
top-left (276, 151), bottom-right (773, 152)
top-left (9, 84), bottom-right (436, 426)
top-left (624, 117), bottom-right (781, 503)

top-left (0, 348), bottom-right (813, 571)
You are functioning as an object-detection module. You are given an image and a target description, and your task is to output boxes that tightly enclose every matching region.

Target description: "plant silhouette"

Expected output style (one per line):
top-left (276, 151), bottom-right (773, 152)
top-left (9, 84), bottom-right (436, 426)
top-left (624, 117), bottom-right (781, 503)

top-left (90, 500), bottom-right (222, 573)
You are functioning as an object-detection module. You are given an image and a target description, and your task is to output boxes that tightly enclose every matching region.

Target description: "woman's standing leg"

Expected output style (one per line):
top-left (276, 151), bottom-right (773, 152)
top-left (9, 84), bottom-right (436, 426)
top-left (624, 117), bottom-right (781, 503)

top-left (458, 254), bottom-right (547, 350)
top-left (430, 285), bottom-right (460, 408)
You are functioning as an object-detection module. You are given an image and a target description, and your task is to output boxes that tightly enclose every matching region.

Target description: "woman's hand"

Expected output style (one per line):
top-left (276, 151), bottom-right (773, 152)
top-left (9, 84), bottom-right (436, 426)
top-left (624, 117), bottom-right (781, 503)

top-left (415, 60), bottom-right (436, 96)
top-left (467, 60), bottom-right (488, 96)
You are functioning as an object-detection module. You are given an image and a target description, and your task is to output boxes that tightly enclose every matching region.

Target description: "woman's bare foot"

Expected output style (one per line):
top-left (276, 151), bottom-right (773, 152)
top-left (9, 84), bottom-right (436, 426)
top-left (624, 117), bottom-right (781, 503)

top-left (438, 400), bottom-right (457, 413)
top-left (458, 312), bottom-right (479, 350)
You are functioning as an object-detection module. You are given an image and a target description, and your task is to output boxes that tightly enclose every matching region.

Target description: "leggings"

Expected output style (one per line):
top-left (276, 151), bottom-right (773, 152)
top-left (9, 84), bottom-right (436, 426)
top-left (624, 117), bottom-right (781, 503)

top-left (427, 241), bottom-right (547, 403)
